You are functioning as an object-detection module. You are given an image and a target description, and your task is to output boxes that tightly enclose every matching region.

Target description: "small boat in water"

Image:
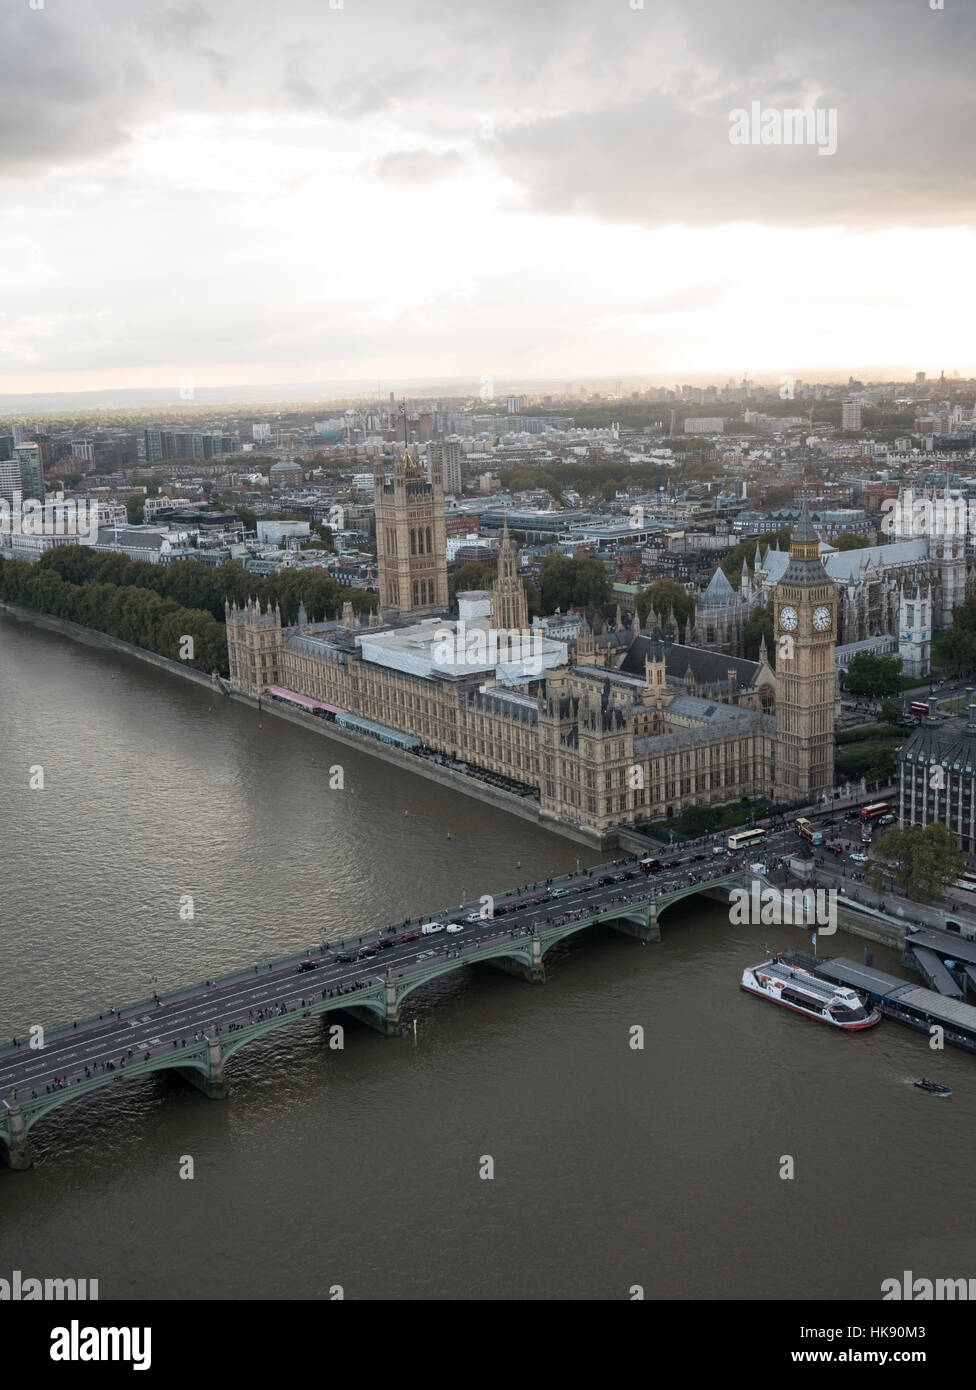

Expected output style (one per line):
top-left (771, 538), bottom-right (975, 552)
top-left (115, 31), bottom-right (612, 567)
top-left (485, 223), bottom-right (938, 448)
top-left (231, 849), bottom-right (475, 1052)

top-left (914, 1078), bottom-right (952, 1096)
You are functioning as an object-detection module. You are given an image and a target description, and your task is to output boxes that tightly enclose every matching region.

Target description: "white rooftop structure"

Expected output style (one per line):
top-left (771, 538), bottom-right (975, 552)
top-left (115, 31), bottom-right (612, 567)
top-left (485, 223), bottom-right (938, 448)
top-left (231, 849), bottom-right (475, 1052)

top-left (356, 616), bottom-right (566, 687)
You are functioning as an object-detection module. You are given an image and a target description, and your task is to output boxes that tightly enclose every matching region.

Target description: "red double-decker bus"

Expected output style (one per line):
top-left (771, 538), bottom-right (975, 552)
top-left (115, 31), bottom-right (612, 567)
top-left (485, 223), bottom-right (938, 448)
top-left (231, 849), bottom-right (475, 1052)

top-left (909, 701), bottom-right (930, 718)
top-left (858, 802), bottom-right (893, 824)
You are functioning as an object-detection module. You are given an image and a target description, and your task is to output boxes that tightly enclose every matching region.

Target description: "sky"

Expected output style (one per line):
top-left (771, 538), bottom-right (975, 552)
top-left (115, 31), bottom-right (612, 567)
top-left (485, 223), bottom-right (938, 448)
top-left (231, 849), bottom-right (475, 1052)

top-left (2, 0), bottom-right (976, 397)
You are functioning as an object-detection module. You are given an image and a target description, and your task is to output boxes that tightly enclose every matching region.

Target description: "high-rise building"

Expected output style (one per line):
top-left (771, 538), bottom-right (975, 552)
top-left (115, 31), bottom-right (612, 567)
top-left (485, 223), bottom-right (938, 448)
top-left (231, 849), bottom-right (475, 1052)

top-left (773, 506), bottom-right (836, 801)
top-left (14, 442), bottom-right (44, 500)
top-left (11, 424), bottom-right (25, 446)
top-left (506, 396), bottom-right (522, 414)
top-left (373, 451), bottom-right (448, 615)
top-left (915, 372), bottom-right (926, 388)
top-left (842, 398), bottom-right (862, 431)
top-left (428, 440), bottom-right (463, 496)
top-left (0, 458), bottom-right (21, 505)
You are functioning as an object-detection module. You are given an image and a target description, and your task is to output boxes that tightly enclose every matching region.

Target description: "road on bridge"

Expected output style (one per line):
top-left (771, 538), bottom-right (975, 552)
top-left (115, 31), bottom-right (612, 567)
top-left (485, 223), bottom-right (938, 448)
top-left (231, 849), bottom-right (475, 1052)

top-left (0, 848), bottom-right (752, 1104)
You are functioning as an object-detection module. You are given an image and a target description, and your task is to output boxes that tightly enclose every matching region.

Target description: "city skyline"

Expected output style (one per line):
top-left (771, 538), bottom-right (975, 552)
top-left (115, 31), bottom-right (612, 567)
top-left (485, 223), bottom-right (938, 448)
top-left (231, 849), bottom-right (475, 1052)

top-left (4, 0), bottom-right (976, 396)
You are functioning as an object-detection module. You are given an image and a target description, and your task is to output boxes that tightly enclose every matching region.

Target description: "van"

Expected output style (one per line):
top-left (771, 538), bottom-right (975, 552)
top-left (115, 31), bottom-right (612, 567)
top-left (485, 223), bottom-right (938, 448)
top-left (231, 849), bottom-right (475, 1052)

top-left (421, 922), bottom-right (445, 935)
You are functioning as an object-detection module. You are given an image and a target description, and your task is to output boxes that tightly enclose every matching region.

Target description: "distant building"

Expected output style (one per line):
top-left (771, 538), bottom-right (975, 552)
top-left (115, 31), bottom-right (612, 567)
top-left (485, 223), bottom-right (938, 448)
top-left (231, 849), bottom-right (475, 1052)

top-left (684, 418), bottom-right (725, 434)
top-left (268, 460), bottom-right (305, 488)
top-left (842, 399), bottom-right (862, 431)
top-left (896, 697), bottom-right (976, 850)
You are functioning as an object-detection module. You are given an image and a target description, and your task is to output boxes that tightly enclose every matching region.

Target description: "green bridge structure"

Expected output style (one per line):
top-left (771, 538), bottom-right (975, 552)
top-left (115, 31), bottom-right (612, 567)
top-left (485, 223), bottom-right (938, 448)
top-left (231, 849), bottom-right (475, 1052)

top-left (0, 867), bottom-right (751, 1169)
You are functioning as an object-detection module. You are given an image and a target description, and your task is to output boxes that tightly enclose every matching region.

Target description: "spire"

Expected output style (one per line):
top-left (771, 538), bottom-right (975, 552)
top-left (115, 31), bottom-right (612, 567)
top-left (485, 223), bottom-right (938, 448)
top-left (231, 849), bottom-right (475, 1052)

top-left (759, 630), bottom-right (769, 663)
top-left (792, 501), bottom-right (818, 545)
top-left (491, 511), bottom-right (528, 632)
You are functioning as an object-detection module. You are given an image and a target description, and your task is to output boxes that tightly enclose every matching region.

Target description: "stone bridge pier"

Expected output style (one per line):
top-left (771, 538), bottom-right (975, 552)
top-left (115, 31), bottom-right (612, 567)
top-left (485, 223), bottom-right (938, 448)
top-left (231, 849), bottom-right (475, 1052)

top-left (176, 1034), bottom-right (228, 1099)
top-left (606, 901), bottom-right (660, 943)
top-left (484, 936), bottom-right (546, 983)
top-left (0, 1102), bottom-right (33, 1170)
top-left (343, 978), bottom-right (401, 1036)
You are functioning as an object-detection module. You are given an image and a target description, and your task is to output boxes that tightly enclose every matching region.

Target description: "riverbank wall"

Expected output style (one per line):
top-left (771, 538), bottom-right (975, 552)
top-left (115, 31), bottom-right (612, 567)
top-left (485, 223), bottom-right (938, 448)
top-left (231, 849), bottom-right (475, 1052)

top-left (0, 601), bottom-right (610, 851)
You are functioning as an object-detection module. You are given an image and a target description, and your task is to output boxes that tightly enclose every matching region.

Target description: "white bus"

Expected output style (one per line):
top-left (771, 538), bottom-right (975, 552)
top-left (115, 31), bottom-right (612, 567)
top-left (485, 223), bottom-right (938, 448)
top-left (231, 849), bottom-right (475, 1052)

top-left (727, 828), bottom-right (767, 852)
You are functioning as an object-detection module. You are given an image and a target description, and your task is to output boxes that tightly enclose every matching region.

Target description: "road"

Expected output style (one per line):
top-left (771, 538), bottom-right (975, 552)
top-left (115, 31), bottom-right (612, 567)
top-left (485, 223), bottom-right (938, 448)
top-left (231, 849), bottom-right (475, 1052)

top-left (8, 798), bottom-right (965, 1107)
top-left (0, 848), bottom-right (744, 1103)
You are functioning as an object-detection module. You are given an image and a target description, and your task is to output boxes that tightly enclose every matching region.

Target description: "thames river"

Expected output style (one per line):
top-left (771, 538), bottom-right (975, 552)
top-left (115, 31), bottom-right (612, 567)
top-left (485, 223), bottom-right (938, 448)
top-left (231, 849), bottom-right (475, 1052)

top-left (2, 610), bottom-right (974, 1300)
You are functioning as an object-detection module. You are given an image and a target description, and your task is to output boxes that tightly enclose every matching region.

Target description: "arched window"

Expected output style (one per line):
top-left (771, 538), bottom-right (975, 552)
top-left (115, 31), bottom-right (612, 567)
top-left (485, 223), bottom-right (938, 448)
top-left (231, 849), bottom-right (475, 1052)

top-left (426, 526), bottom-right (433, 554)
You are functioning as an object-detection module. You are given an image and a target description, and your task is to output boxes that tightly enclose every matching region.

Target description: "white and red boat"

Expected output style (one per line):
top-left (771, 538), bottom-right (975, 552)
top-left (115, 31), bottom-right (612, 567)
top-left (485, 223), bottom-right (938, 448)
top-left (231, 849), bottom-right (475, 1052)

top-left (742, 957), bottom-right (881, 1030)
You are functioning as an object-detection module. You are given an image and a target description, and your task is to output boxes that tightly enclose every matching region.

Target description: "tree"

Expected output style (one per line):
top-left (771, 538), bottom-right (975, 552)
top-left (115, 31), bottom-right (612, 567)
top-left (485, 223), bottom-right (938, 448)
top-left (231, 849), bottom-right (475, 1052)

top-left (449, 563), bottom-right (495, 598)
top-left (743, 602), bottom-right (774, 663)
top-left (763, 486), bottom-right (794, 508)
top-left (539, 554), bottom-right (611, 613)
top-left (677, 804), bottom-right (721, 835)
top-left (868, 823), bottom-right (965, 902)
top-left (842, 652), bottom-right (903, 697)
top-left (832, 532), bottom-right (871, 551)
top-left (721, 527), bottom-right (793, 580)
top-left (938, 596), bottom-right (976, 674)
top-left (879, 699), bottom-right (901, 724)
top-left (126, 496), bottom-right (145, 525)
top-left (635, 579), bottom-right (695, 632)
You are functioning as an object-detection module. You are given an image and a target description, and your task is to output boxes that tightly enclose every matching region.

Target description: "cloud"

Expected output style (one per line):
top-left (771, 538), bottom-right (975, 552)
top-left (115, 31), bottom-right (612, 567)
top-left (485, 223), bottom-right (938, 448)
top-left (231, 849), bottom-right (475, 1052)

top-left (3, 0), bottom-right (976, 388)
top-left (372, 149), bottom-right (466, 186)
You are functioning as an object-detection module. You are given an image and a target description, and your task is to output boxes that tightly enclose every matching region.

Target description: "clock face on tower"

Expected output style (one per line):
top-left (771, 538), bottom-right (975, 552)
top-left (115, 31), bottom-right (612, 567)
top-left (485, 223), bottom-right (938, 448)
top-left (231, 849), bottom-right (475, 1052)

top-left (813, 605), bottom-right (831, 632)
top-left (779, 606), bottom-right (798, 632)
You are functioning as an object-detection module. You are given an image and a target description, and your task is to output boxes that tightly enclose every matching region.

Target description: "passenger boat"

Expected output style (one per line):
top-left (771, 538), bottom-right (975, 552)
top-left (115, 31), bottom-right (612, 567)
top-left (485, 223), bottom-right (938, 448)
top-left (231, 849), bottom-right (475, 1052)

top-left (914, 1078), bottom-right (952, 1096)
top-left (741, 957), bottom-right (881, 1030)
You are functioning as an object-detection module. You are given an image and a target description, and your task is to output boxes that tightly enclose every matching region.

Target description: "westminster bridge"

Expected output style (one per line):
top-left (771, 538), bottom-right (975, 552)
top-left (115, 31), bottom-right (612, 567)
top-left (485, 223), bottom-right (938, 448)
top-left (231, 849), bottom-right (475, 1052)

top-left (0, 857), bottom-right (750, 1169)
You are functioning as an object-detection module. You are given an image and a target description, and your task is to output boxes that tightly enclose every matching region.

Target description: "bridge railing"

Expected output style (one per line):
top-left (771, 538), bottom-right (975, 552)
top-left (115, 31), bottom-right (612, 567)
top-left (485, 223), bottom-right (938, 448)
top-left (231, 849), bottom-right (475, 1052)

top-left (5, 854), bottom-right (723, 1059)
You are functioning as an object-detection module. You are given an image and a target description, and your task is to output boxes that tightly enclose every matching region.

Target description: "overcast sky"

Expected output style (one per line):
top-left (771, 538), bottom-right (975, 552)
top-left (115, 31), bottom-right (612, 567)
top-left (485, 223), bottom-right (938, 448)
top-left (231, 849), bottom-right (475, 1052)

top-left (3, 0), bottom-right (975, 396)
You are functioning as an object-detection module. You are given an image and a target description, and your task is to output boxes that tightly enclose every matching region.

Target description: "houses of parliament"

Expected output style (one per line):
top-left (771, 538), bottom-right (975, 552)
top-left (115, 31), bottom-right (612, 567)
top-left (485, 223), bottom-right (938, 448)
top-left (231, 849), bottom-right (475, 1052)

top-left (226, 453), bottom-right (837, 840)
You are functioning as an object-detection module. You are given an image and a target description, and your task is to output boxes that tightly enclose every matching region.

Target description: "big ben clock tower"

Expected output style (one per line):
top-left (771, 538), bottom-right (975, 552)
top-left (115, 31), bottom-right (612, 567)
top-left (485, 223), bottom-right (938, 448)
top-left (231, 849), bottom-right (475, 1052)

top-left (773, 505), bottom-right (836, 802)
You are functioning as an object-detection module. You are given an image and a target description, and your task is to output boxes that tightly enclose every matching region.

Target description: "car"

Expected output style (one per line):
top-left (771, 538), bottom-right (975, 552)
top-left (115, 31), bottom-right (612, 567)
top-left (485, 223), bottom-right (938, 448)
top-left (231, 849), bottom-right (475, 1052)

top-left (377, 939), bottom-right (395, 950)
top-left (400, 931), bottom-right (420, 943)
top-left (598, 876), bottom-right (614, 886)
top-left (446, 923), bottom-right (464, 934)
top-left (879, 814), bottom-right (896, 826)
top-left (493, 906), bottom-right (507, 916)
top-left (621, 871), bottom-right (636, 880)
top-left (297, 961), bottom-right (316, 973)
top-left (358, 948), bottom-right (377, 959)
top-left (551, 888), bottom-right (571, 897)
top-left (850, 852), bottom-right (869, 863)
top-left (532, 896), bottom-right (546, 904)
top-left (336, 953), bottom-right (355, 964)
top-left (466, 912), bottom-right (483, 923)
